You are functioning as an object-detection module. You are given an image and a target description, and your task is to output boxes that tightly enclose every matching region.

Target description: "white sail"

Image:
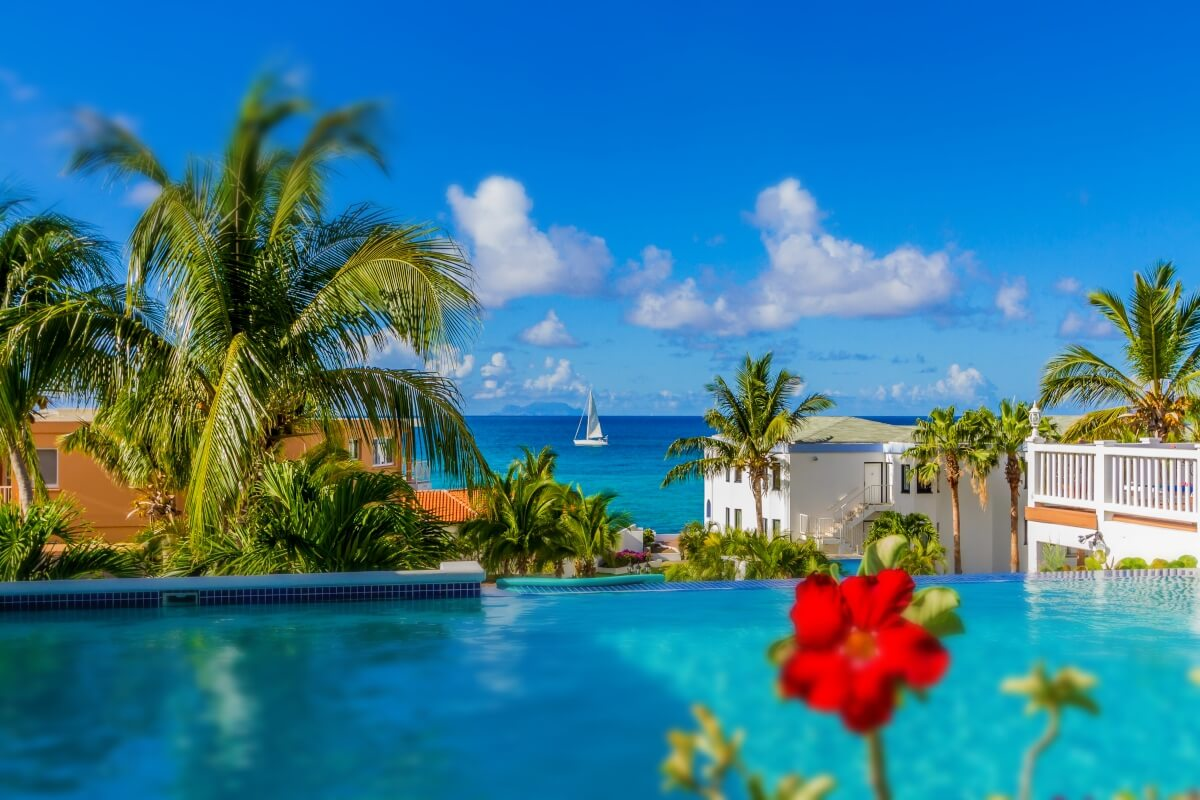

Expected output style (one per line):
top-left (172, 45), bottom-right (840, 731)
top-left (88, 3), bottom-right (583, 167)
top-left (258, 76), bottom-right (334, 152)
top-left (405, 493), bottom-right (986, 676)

top-left (585, 391), bottom-right (603, 440)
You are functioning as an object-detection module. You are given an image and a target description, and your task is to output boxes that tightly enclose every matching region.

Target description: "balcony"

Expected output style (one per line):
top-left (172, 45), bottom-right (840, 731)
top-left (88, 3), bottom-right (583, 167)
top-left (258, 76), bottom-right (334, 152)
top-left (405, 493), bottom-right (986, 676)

top-left (1027, 440), bottom-right (1199, 527)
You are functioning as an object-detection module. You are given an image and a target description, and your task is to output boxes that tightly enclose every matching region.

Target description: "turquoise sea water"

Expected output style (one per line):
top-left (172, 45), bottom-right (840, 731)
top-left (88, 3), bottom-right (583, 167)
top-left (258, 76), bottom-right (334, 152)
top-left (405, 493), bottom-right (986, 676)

top-left (3, 576), bottom-right (1199, 798)
top-left (441, 415), bottom-right (921, 532)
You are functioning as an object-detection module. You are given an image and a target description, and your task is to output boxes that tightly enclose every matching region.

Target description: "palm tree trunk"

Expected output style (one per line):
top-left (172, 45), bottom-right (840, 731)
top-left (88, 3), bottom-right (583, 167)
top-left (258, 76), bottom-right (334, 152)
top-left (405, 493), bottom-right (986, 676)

top-left (1008, 463), bottom-right (1021, 573)
top-left (752, 474), bottom-right (766, 535)
top-left (9, 450), bottom-right (33, 511)
top-left (949, 476), bottom-right (962, 574)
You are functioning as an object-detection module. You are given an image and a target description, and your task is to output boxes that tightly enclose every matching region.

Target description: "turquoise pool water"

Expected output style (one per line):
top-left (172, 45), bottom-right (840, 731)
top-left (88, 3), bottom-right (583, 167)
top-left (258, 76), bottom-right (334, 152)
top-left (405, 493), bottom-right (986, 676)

top-left (2, 576), bottom-right (1198, 798)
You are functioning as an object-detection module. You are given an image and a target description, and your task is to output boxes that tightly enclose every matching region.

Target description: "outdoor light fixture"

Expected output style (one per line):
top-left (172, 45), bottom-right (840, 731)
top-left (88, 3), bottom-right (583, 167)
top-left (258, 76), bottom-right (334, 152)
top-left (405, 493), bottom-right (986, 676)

top-left (1028, 402), bottom-right (1042, 430)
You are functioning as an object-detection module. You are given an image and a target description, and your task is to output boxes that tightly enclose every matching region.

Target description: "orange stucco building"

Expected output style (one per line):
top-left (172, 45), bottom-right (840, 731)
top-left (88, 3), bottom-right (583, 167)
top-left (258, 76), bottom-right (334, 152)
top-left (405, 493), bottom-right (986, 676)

top-left (26, 409), bottom-right (446, 542)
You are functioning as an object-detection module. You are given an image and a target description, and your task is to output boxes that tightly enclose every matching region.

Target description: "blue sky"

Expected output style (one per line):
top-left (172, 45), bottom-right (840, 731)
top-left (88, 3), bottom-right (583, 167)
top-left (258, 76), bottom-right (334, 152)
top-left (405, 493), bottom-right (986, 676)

top-left (4, 2), bottom-right (1200, 415)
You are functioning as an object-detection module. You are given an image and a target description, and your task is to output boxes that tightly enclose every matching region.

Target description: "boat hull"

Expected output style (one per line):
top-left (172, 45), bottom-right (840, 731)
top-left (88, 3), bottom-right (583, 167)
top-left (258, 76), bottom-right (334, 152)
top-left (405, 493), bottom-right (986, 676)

top-left (573, 438), bottom-right (608, 447)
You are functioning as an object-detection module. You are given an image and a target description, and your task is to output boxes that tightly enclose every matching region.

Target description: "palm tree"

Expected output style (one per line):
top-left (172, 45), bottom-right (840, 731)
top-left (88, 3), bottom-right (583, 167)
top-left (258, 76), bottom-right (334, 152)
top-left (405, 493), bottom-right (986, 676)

top-left (0, 499), bottom-right (137, 580)
top-left (1041, 262), bottom-right (1200, 441)
top-left (977, 400), bottom-right (1058, 572)
top-left (0, 194), bottom-right (109, 509)
top-left (514, 445), bottom-right (557, 480)
top-left (560, 486), bottom-right (631, 576)
top-left (904, 407), bottom-right (993, 574)
top-left (662, 353), bottom-right (834, 534)
top-left (181, 450), bottom-right (454, 575)
top-left (462, 464), bottom-right (564, 575)
top-left (35, 78), bottom-right (484, 536)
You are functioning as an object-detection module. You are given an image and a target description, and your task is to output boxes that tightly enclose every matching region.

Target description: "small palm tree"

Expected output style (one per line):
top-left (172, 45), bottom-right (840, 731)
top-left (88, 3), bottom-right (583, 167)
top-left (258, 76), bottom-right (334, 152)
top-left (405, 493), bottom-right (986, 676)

top-left (1041, 262), bottom-right (1200, 441)
top-left (904, 407), bottom-right (993, 574)
top-left (662, 353), bottom-right (833, 534)
top-left (977, 400), bottom-right (1058, 572)
top-left (0, 499), bottom-right (137, 580)
top-left (181, 451), bottom-right (453, 575)
top-left (0, 193), bottom-right (109, 509)
top-left (462, 465), bottom-right (563, 575)
top-left (514, 445), bottom-right (557, 481)
top-left (560, 486), bottom-right (631, 576)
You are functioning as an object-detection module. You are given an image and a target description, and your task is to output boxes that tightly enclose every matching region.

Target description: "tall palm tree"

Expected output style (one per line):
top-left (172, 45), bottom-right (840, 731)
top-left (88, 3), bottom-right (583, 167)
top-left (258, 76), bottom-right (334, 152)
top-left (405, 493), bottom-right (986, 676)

top-left (904, 406), bottom-right (993, 574)
top-left (1040, 262), bottom-right (1200, 441)
top-left (662, 353), bottom-right (833, 534)
top-left (978, 400), bottom-right (1058, 573)
top-left (0, 194), bottom-right (109, 509)
top-left (30, 78), bottom-right (484, 535)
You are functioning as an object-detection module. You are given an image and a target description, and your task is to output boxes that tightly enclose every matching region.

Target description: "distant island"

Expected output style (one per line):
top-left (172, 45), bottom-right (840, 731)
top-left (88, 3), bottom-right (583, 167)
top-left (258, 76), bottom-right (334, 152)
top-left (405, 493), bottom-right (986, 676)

top-left (495, 402), bottom-right (582, 416)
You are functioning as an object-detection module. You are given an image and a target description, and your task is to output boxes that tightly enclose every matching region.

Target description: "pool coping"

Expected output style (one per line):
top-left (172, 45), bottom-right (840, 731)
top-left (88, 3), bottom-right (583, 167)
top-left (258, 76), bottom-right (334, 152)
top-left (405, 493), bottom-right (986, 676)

top-left (495, 568), bottom-right (1200, 595)
top-left (0, 561), bottom-right (485, 611)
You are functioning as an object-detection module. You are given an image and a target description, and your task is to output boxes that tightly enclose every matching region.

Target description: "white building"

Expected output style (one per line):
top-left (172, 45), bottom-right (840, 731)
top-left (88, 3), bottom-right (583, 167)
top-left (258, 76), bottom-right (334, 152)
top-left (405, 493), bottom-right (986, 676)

top-left (702, 417), bottom-right (1023, 574)
top-left (1025, 438), bottom-right (1200, 570)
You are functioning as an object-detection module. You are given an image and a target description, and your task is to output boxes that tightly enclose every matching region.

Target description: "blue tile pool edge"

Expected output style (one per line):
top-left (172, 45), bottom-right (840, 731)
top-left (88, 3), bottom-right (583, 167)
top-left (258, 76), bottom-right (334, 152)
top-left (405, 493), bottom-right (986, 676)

top-left (495, 568), bottom-right (1200, 595)
top-left (0, 561), bottom-right (485, 612)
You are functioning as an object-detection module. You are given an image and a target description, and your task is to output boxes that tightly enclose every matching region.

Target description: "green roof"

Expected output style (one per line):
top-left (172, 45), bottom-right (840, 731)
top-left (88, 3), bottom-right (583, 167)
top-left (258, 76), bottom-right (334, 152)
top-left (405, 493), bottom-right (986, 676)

top-left (793, 416), bottom-right (915, 444)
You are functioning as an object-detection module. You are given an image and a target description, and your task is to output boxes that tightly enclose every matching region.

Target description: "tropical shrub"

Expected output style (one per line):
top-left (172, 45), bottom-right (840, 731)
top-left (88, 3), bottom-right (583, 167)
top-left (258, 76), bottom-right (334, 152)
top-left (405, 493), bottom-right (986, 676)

top-left (677, 521), bottom-right (708, 559)
top-left (665, 530), bottom-right (830, 582)
top-left (865, 512), bottom-right (946, 575)
top-left (1115, 556), bottom-right (1149, 571)
top-left (561, 486), bottom-right (632, 577)
top-left (172, 451), bottom-right (455, 575)
top-left (604, 549), bottom-right (650, 568)
top-left (1039, 543), bottom-right (1068, 572)
top-left (0, 499), bottom-right (138, 581)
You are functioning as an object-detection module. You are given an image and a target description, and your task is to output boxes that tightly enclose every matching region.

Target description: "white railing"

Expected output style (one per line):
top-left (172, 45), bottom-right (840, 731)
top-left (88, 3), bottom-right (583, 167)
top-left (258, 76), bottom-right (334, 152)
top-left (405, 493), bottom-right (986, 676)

top-left (404, 460), bottom-right (433, 489)
top-left (1028, 439), bottom-right (1200, 524)
top-left (794, 513), bottom-right (809, 536)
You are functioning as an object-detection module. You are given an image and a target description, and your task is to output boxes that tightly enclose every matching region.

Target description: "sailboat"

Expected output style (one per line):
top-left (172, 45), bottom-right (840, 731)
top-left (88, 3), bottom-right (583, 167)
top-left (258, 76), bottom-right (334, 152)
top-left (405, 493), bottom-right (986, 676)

top-left (573, 389), bottom-right (609, 446)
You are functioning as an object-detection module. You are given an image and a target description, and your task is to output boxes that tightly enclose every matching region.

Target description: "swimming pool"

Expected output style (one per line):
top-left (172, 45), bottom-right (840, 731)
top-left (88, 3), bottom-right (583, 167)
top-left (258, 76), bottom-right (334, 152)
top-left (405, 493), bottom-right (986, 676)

top-left (1, 575), bottom-right (1197, 798)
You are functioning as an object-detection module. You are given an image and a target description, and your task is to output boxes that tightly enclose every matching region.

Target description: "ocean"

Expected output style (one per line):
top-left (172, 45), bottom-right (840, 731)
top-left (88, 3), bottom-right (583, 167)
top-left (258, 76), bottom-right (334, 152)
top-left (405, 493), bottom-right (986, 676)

top-left (439, 415), bottom-right (921, 533)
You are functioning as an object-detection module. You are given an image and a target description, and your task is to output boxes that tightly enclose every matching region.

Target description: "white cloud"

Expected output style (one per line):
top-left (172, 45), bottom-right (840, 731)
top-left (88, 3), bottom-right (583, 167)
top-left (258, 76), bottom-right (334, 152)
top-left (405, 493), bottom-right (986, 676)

top-left (479, 352), bottom-right (509, 377)
top-left (426, 347), bottom-right (475, 379)
top-left (473, 378), bottom-right (509, 400)
top-left (1058, 310), bottom-right (1113, 339)
top-left (877, 364), bottom-right (988, 405)
top-left (995, 277), bottom-right (1030, 320)
top-left (447, 176), bottom-right (612, 307)
top-left (627, 178), bottom-right (956, 334)
top-left (523, 357), bottom-right (586, 394)
top-left (1055, 276), bottom-right (1083, 294)
top-left (618, 245), bottom-right (674, 294)
top-left (0, 69), bottom-right (37, 102)
top-left (122, 181), bottom-right (162, 208)
top-left (519, 309), bottom-right (578, 347)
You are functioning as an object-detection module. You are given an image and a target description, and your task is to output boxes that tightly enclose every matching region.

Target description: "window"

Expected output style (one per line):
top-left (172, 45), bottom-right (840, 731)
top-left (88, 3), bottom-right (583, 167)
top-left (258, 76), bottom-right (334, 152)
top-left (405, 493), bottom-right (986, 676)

top-left (771, 518), bottom-right (781, 536)
top-left (917, 473), bottom-right (934, 494)
top-left (734, 509), bottom-right (743, 529)
top-left (734, 467), bottom-right (743, 483)
top-left (348, 438), bottom-right (361, 461)
top-left (900, 464), bottom-right (912, 494)
top-left (372, 438), bottom-right (394, 467)
top-left (725, 507), bottom-right (731, 528)
top-left (771, 463), bottom-right (782, 491)
top-left (725, 467), bottom-right (731, 482)
top-left (37, 449), bottom-right (58, 487)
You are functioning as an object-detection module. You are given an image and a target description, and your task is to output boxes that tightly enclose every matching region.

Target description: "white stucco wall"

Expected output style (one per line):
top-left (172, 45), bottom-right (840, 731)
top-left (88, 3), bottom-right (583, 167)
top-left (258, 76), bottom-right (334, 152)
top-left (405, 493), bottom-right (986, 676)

top-left (1028, 519), bottom-right (1200, 570)
top-left (701, 442), bottom-right (1024, 573)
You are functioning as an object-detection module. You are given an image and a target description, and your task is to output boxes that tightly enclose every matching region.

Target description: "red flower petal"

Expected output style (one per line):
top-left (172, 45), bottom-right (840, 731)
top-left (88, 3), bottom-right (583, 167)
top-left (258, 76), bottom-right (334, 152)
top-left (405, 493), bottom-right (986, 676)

top-left (841, 569), bottom-right (914, 631)
top-left (875, 620), bottom-right (950, 689)
top-left (790, 574), bottom-right (849, 649)
top-left (840, 660), bottom-right (898, 733)
top-left (781, 650), bottom-right (850, 711)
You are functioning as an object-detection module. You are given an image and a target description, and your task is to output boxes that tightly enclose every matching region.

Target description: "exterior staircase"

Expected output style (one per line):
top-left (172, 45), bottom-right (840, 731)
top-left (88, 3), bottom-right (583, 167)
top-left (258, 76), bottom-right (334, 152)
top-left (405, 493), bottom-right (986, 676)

top-left (806, 483), bottom-right (893, 555)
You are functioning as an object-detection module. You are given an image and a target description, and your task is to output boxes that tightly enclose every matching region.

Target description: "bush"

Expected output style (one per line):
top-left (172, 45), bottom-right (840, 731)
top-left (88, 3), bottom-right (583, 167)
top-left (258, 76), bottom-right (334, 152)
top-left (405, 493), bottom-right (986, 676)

top-left (678, 521), bottom-right (708, 559)
top-left (867, 512), bottom-right (946, 574)
top-left (1040, 543), bottom-right (1068, 572)
top-left (603, 549), bottom-right (650, 568)
top-left (1115, 557), bottom-right (1148, 570)
top-left (666, 530), bottom-right (830, 582)
top-left (642, 529), bottom-right (656, 550)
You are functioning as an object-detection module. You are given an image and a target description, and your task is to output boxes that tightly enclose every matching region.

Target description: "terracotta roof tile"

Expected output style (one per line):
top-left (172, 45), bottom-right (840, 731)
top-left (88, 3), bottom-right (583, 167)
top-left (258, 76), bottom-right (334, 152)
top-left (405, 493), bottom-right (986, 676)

top-left (414, 489), bottom-right (480, 523)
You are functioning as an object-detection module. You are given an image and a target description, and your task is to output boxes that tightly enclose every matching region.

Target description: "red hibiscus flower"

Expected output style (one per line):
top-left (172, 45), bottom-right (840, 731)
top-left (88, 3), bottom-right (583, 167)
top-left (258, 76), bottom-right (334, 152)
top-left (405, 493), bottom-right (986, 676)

top-left (780, 569), bottom-right (949, 733)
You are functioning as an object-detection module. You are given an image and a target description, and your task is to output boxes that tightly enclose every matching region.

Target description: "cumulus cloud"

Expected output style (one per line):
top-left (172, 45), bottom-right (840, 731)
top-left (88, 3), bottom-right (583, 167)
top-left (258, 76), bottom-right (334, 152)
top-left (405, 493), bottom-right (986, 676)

top-left (479, 352), bottom-right (509, 377)
top-left (876, 364), bottom-right (988, 404)
top-left (523, 357), bottom-right (586, 394)
top-left (1058, 310), bottom-right (1113, 339)
top-left (995, 277), bottom-right (1030, 320)
top-left (473, 378), bottom-right (509, 400)
top-left (447, 176), bottom-right (612, 307)
top-left (627, 178), bottom-right (956, 334)
top-left (519, 309), bottom-right (578, 347)
top-left (617, 245), bottom-right (674, 294)
top-left (1055, 276), bottom-right (1083, 294)
top-left (426, 347), bottom-right (475, 380)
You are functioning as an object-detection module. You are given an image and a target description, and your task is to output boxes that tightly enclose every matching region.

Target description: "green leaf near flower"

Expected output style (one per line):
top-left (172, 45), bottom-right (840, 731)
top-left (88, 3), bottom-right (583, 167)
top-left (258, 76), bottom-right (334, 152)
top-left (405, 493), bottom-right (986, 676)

top-left (902, 587), bottom-right (966, 638)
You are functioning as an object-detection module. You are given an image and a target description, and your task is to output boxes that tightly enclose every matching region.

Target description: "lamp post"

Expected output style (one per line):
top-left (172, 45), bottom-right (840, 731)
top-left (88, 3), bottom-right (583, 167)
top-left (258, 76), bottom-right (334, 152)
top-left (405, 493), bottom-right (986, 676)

top-left (1027, 402), bottom-right (1044, 443)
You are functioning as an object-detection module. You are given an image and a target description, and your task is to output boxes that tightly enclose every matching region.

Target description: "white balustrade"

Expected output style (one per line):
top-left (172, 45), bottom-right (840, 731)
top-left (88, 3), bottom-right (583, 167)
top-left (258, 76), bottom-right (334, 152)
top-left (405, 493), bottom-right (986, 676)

top-left (1027, 440), bottom-right (1200, 524)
